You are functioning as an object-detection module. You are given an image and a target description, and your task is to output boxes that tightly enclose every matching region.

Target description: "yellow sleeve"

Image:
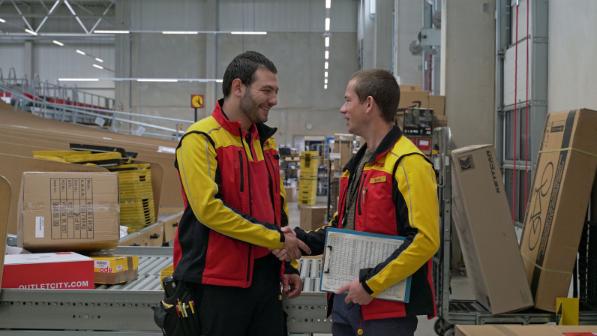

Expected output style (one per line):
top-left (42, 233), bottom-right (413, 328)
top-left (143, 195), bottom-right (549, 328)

top-left (364, 154), bottom-right (440, 295)
top-left (177, 132), bottom-right (284, 249)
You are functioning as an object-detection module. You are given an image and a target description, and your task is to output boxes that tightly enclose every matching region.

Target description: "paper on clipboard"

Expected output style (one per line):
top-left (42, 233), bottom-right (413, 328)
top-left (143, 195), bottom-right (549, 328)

top-left (321, 228), bottom-right (411, 303)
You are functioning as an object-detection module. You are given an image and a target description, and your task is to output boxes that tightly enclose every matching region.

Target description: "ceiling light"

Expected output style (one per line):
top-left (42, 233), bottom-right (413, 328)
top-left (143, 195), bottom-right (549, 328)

top-left (230, 31), bottom-right (267, 35)
top-left (324, 78), bottom-right (328, 84)
top-left (324, 84), bottom-right (328, 90)
top-left (325, 36), bottom-right (330, 47)
top-left (25, 29), bottom-right (37, 36)
top-left (325, 0), bottom-right (332, 9)
top-left (95, 57), bottom-right (104, 63)
top-left (324, 71), bottom-right (329, 78)
top-left (58, 78), bottom-right (100, 82)
top-left (76, 49), bottom-right (86, 55)
top-left (137, 78), bottom-right (179, 83)
top-left (162, 31), bottom-right (199, 35)
top-left (324, 61), bottom-right (329, 69)
top-left (92, 64), bottom-right (104, 70)
top-left (324, 50), bottom-right (329, 59)
top-left (94, 30), bottom-right (130, 34)
top-left (0, 18), bottom-right (5, 23)
top-left (52, 40), bottom-right (64, 46)
top-left (325, 18), bottom-right (330, 31)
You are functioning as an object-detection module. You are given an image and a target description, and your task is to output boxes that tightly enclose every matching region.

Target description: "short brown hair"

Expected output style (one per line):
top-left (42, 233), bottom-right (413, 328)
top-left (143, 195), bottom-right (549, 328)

top-left (351, 69), bottom-right (400, 122)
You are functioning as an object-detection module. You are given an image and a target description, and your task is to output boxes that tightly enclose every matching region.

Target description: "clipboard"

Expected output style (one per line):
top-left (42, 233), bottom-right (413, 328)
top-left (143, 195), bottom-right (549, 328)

top-left (320, 228), bottom-right (412, 303)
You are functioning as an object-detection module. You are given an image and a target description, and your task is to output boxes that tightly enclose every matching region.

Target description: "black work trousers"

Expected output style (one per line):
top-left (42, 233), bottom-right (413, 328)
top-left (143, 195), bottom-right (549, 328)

top-left (193, 254), bottom-right (286, 336)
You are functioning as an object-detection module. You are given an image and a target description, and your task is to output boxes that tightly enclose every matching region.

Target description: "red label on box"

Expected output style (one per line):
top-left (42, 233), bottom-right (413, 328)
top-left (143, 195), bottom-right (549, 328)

top-left (2, 252), bottom-right (94, 289)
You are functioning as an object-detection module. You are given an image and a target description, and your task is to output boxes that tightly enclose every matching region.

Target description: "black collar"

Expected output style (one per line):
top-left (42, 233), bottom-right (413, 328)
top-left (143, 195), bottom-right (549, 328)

top-left (344, 126), bottom-right (403, 172)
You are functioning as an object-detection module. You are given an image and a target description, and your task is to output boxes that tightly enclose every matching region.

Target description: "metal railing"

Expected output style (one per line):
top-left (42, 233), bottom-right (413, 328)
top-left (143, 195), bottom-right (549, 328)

top-left (0, 81), bottom-right (192, 141)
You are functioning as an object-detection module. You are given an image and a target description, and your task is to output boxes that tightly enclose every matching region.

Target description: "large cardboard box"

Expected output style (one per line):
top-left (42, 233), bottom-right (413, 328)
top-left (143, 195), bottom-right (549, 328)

top-left (1, 252), bottom-right (94, 289)
top-left (92, 255), bottom-right (139, 285)
top-left (451, 145), bottom-right (533, 314)
top-left (456, 324), bottom-right (597, 336)
top-left (0, 153), bottom-right (108, 234)
top-left (399, 90), bottom-right (429, 109)
top-left (18, 172), bottom-right (120, 251)
top-left (299, 205), bottom-right (327, 231)
top-left (520, 109), bottom-right (597, 311)
top-left (0, 176), bottom-right (11, 289)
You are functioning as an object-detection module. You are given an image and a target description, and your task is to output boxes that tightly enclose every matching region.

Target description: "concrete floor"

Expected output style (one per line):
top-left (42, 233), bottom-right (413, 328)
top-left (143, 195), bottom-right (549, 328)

top-left (286, 201), bottom-right (473, 336)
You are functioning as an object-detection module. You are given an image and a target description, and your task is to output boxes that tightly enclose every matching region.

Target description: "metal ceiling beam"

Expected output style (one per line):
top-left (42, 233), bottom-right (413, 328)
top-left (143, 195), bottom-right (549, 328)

top-left (34, 0), bottom-right (60, 33)
top-left (10, 0), bottom-right (35, 32)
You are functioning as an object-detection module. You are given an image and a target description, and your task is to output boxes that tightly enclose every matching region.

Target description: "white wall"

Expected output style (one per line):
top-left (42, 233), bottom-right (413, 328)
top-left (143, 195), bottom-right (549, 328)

top-left (115, 0), bottom-right (358, 146)
top-left (0, 41), bottom-right (115, 98)
top-left (548, 0), bottom-right (597, 112)
top-left (0, 44), bottom-right (24, 77)
top-left (441, 0), bottom-right (495, 147)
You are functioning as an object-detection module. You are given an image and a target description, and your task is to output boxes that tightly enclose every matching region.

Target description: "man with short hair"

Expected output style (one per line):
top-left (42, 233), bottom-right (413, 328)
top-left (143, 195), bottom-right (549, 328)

top-left (279, 69), bottom-right (440, 336)
top-left (173, 51), bottom-right (309, 336)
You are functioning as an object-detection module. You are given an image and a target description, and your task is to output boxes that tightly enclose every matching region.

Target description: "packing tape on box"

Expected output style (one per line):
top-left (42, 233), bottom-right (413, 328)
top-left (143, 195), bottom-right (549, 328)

top-left (538, 147), bottom-right (597, 158)
top-left (521, 253), bottom-right (571, 275)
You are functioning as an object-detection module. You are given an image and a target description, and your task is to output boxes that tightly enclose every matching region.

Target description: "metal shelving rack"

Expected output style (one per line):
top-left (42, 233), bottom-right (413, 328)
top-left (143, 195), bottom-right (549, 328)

top-left (431, 127), bottom-right (597, 336)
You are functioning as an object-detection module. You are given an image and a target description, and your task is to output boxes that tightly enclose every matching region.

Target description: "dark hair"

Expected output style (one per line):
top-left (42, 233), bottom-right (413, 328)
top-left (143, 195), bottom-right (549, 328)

top-left (222, 51), bottom-right (277, 97)
top-left (351, 69), bottom-right (400, 122)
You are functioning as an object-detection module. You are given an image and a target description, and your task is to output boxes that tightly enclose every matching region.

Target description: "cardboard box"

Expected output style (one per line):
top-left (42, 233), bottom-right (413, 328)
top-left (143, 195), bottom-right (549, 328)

top-left (18, 172), bottom-right (120, 251)
top-left (520, 109), bottom-right (597, 311)
top-left (92, 255), bottom-right (139, 285)
top-left (0, 153), bottom-right (108, 234)
top-left (284, 186), bottom-right (296, 203)
top-left (1, 252), bottom-right (94, 289)
top-left (428, 95), bottom-right (446, 117)
top-left (0, 175), bottom-right (11, 289)
top-left (300, 205), bottom-right (327, 231)
top-left (119, 220), bottom-right (163, 247)
top-left (399, 90), bottom-right (429, 109)
top-left (451, 145), bottom-right (533, 314)
top-left (160, 210), bottom-right (182, 244)
top-left (456, 324), bottom-right (597, 336)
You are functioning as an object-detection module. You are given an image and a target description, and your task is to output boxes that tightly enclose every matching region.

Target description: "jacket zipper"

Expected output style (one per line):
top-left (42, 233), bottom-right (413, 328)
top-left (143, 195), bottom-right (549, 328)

top-left (238, 151), bottom-right (244, 192)
top-left (240, 129), bottom-right (253, 216)
top-left (264, 156), bottom-right (277, 224)
top-left (356, 174), bottom-right (367, 215)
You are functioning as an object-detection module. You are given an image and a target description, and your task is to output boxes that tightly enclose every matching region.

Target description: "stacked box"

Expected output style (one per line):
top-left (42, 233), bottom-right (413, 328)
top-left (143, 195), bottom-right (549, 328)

top-left (92, 255), bottom-right (139, 285)
top-left (108, 163), bottom-right (156, 232)
top-left (299, 151), bottom-right (319, 205)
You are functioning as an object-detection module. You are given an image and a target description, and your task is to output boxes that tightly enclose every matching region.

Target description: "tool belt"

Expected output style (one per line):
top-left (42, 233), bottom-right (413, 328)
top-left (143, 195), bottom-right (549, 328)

top-left (153, 277), bottom-right (201, 336)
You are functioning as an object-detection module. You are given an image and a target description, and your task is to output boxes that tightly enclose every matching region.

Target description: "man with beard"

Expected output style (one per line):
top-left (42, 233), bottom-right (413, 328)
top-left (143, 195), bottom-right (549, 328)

top-left (173, 51), bottom-right (310, 335)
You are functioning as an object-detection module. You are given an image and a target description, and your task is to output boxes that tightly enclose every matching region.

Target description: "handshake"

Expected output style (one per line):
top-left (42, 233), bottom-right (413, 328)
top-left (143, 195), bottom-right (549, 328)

top-left (274, 226), bottom-right (311, 261)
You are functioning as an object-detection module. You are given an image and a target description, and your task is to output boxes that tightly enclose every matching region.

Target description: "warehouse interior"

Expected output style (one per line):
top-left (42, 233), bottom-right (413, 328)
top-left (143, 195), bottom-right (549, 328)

top-left (0, 0), bottom-right (596, 335)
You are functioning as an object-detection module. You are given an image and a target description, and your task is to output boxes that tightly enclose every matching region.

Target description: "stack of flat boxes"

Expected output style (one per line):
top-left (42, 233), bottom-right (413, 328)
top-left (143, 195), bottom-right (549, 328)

top-left (298, 151), bottom-right (319, 206)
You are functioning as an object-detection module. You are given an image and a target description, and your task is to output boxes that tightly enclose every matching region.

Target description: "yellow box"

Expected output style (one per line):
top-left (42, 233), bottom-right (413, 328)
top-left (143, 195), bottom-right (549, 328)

top-left (92, 255), bottom-right (139, 285)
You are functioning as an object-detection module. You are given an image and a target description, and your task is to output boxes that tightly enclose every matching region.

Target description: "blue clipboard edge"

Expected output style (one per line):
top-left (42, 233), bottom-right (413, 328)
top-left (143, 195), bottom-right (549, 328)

top-left (321, 227), bottom-right (412, 303)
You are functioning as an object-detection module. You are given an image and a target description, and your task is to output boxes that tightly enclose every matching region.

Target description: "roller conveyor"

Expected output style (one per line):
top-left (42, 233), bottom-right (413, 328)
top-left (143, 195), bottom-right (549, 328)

top-left (0, 246), bottom-right (332, 335)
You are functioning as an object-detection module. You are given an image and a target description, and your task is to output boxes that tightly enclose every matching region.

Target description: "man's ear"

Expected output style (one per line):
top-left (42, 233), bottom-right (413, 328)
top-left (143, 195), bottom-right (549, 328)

top-left (231, 78), bottom-right (245, 97)
top-left (365, 96), bottom-right (375, 113)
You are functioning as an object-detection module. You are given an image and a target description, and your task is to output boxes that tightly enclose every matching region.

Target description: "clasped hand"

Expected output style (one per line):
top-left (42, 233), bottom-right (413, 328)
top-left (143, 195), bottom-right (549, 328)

top-left (272, 226), bottom-right (310, 261)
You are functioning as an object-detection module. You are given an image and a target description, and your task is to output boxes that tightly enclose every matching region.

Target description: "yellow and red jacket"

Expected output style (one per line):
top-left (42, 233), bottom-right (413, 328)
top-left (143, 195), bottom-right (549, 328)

top-left (296, 126), bottom-right (440, 320)
top-left (173, 100), bottom-right (294, 287)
